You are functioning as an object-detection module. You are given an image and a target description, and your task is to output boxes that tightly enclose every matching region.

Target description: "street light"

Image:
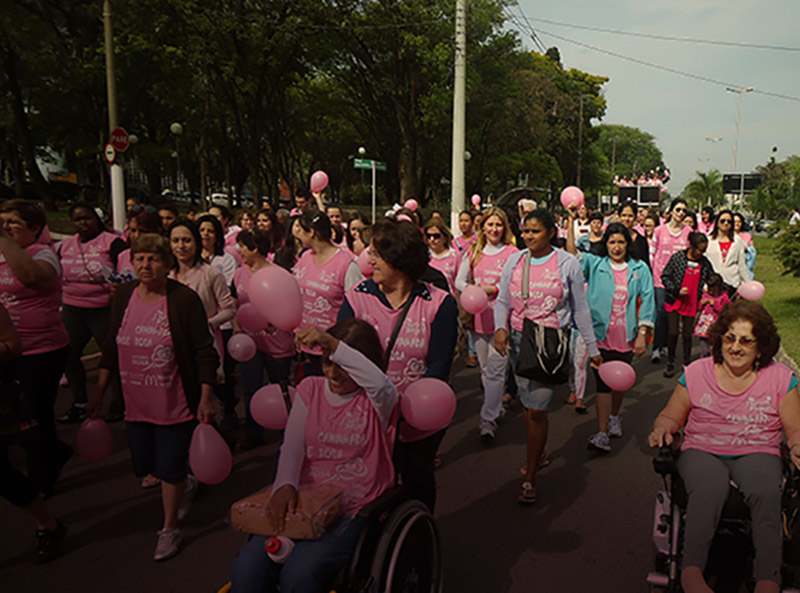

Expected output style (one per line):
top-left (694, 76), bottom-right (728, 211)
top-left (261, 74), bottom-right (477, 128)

top-left (725, 86), bottom-right (753, 171)
top-left (170, 122), bottom-right (183, 192)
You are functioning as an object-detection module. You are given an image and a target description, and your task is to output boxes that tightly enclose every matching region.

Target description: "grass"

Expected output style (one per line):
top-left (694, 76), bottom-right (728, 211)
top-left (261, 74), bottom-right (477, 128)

top-left (753, 236), bottom-right (800, 365)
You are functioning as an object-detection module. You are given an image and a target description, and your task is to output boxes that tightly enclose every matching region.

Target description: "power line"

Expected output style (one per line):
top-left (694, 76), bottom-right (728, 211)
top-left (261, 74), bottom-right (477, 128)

top-left (526, 15), bottom-right (800, 52)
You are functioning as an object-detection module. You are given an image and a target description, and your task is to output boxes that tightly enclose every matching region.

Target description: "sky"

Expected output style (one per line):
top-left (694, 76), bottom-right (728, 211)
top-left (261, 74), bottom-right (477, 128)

top-left (510, 0), bottom-right (800, 194)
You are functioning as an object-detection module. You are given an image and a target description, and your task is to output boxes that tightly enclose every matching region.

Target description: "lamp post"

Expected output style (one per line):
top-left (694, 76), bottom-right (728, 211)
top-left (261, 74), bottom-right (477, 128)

top-left (170, 122), bottom-right (183, 192)
top-left (725, 87), bottom-right (753, 171)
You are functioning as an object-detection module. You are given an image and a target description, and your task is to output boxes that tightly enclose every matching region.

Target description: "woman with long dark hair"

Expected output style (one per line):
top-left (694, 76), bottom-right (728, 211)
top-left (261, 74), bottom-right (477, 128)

top-left (705, 209), bottom-right (749, 291)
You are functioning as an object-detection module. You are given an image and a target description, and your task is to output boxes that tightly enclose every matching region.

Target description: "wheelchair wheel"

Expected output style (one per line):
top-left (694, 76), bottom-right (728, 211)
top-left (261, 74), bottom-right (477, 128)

top-left (369, 500), bottom-right (442, 593)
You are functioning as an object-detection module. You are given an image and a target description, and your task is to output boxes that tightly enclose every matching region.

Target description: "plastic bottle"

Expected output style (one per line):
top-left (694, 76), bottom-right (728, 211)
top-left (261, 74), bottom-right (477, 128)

top-left (264, 536), bottom-right (294, 563)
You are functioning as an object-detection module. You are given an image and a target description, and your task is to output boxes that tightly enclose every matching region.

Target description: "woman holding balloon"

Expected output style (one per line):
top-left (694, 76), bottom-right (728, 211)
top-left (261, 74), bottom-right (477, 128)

top-left (339, 218), bottom-right (458, 511)
top-left (567, 209), bottom-right (655, 453)
top-left (231, 229), bottom-right (296, 450)
top-left (88, 233), bottom-right (219, 561)
top-left (494, 208), bottom-right (601, 504)
top-left (455, 207), bottom-right (518, 439)
top-left (292, 211), bottom-right (362, 376)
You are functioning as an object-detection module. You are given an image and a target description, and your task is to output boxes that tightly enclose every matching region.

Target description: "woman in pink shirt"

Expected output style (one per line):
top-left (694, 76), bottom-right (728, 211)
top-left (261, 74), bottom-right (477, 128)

top-left (452, 210), bottom-right (477, 255)
top-left (255, 208), bottom-right (285, 258)
top-left (649, 301), bottom-right (800, 593)
top-left (455, 207), bottom-right (517, 440)
top-left (89, 233), bottom-right (219, 562)
top-left (292, 211), bottom-right (361, 376)
top-left (231, 320), bottom-right (398, 593)
top-left (424, 217), bottom-right (459, 293)
top-left (57, 203), bottom-right (127, 424)
top-left (232, 229), bottom-right (295, 451)
top-left (0, 200), bottom-right (71, 497)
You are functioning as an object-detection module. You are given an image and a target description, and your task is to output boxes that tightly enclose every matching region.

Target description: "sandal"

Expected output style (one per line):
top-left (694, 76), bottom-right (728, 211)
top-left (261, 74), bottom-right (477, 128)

top-left (518, 482), bottom-right (536, 504)
top-left (141, 474), bottom-right (161, 489)
top-left (565, 392), bottom-right (576, 405)
top-left (574, 400), bottom-right (588, 414)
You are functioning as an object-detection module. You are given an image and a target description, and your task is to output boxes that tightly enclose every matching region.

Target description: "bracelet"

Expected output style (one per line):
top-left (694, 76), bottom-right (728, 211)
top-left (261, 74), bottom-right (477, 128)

top-left (639, 328), bottom-right (647, 336)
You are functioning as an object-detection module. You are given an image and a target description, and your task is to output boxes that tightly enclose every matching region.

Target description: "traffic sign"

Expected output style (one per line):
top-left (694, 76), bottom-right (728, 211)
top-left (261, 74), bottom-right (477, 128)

top-left (354, 158), bottom-right (387, 172)
top-left (110, 127), bottom-right (130, 152)
top-left (104, 143), bottom-right (116, 164)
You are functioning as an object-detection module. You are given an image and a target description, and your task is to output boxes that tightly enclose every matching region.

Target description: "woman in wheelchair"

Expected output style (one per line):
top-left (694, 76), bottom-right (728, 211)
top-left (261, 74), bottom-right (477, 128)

top-left (231, 319), bottom-right (398, 593)
top-left (648, 301), bottom-right (800, 593)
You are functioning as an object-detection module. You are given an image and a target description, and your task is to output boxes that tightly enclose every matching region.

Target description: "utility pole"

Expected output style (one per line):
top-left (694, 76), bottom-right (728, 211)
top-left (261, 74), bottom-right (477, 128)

top-left (726, 86), bottom-right (753, 172)
top-left (576, 95), bottom-right (585, 187)
top-left (103, 0), bottom-right (125, 232)
top-left (450, 0), bottom-right (466, 236)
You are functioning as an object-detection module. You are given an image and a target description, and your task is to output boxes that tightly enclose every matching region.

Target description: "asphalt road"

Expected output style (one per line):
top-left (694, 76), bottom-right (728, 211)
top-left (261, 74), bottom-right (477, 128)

top-left (1, 352), bottom-right (675, 593)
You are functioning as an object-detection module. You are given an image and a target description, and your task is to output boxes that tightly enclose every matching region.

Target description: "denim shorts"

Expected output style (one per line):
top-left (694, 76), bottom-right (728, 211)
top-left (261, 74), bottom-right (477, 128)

top-left (125, 420), bottom-right (196, 484)
top-left (508, 328), bottom-right (555, 412)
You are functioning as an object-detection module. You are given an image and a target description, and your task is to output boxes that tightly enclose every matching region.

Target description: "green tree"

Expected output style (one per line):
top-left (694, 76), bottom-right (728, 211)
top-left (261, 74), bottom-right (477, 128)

top-left (683, 169), bottom-right (724, 208)
top-left (595, 124), bottom-right (665, 188)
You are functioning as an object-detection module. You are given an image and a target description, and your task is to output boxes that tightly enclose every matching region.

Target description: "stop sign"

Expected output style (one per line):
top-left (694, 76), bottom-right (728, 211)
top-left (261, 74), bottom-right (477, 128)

top-left (110, 127), bottom-right (130, 152)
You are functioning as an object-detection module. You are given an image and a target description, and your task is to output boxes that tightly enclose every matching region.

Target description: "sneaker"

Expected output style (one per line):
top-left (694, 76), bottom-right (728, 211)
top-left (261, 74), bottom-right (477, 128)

top-left (663, 362), bottom-right (676, 379)
top-left (587, 431), bottom-right (611, 453)
top-left (651, 348), bottom-right (661, 364)
top-left (57, 404), bottom-right (87, 424)
top-left (177, 475), bottom-right (198, 522)
top-left (33, 520), bottom-right (67, 564)
top-left (153, 528), bottom-right (182, 561)
top-left (608, 415), bottom-right (623, 438)
top-left (479, 422), bottom-right (496, 440)
top-left (465, 355), bottom-right (478, 368)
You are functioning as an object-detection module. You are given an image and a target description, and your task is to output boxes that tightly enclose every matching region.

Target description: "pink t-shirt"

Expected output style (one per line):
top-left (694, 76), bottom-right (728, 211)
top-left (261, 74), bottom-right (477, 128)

top-left (598, 266), bottom-right (631, 352)
top-left (116, 291), bottom-right (194, 425)
top-left (453, 234), bottom-right (477, 255)
top-left (233, 266), bottom-right (294, 357)
top-left (294, 248), bottom-right (354, 355)
top-left (116, 248), bottom-right (134, 278)
top-left (429, 248), bottom-right (460, 294)
top-left (681, 358), bottom-right (793, 457)
top-left (652, 225), bottom-right (691, 289)
top-left (59, 232), bottom-right (117, 308)
top-left (507, 251), bottom-right (562, 332)
top-left (0, 243), bottom-right (69, 355)
top-left (694, 291), bottom-right (731, 338)
top-left (472, 244), bottom-right (517, 334)
top-left (664, 261), bottom-right (700, 316)
top-left (296, 377), bottom-right (396, 515)
top-left (346, 282), bottom-right (449, 442)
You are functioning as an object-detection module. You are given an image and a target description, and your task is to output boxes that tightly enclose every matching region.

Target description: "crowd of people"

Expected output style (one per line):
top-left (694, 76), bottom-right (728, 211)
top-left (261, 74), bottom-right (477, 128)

top-left (0, 191), bottom-right (796, 593)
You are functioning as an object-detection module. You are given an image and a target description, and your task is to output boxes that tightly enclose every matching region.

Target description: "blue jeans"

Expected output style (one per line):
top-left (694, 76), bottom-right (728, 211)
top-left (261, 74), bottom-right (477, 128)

top-left (240, 353), bottom-right (292, 438)
top-left (507, 329), bottom-right (555, 411)
top-left (231, 516), bottom-right (365, 593)
top-left (653, 287), bottom-right (668, 350)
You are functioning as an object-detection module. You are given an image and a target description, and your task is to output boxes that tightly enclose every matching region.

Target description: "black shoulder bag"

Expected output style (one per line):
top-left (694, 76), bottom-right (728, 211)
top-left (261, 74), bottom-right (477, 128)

top-left (384, 288), bottom-right (418, 366)
top-left (514, 251), bottom-right (571, 385)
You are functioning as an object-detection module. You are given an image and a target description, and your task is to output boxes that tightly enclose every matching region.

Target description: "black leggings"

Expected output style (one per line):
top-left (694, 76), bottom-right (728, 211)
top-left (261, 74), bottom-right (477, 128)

top-left (0, 443), bottom-right (39, 507)
top-left (395, 428), bottom-right (447, 513)
top-left (667, 312), bottom-right (694, 366)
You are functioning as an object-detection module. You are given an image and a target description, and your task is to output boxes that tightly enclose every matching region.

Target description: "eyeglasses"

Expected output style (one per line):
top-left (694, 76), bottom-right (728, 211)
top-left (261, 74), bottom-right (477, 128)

top-left (426, 233), bottom-right (442, 240)
top-left (722, 334), bottom-right (757, 348)
top-left (718, 218), bottom-right (732, 224)
top-left (673, 208), bottom-right (686, 213)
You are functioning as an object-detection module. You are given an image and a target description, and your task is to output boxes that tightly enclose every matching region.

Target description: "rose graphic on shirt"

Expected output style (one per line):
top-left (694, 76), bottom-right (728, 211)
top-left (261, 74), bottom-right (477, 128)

top-left (700, 392), bottom-right (713, 408)
top-left (335, 457), bottom-right (369, 481)
top-left (142, 344), bottom-right (175, 371)
top-left (402, 319), bottom-right (425, 336)
top-left (319, 271), bottom-right (335, 284)
top-left (0, 291), bottom-right (19, 312)
top-left (310, 296), bottom-right (332, 315)
top-left (403, 358), bottom-right (425, 383)
top-left (341, 408), bottom-right (368, 432)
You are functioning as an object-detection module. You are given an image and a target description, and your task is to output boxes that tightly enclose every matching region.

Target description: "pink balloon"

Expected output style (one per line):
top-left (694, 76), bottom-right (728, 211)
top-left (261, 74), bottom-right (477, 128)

top-left (560, 186), bottom-right (585, 209)
top-left (228, 333), bottom-right (257, 362)
top-left (400, 378), bottom-right (456, 432)
top-left (737, 280), bottom-right (765, 301)
top-left (598, 361), bottom-right (637, 392)
top-left (225, 245), bottom-right (243, 267)
top-left (460, 284), bottom-right (489, 315)
top-left (403, 199), bottom-right (418, 212)
top-left (310, 170), bottom-right (329, 193)
top-left (471, 194), bottom-right (481, 206)
top-left (396, 214), bottom-right (413, 223)
top-left (249, 266), bottom-right (303, 331)
top-left (189, 424), bottom-right (232, 485)
top-left (357, 248), bottom-right (373, 278)
top-left (76, 418), bottom-right (113, 462)
top-left (237, 303), bottom-right (269, 333)
top-left (250, 384), bottom-right (296, 430)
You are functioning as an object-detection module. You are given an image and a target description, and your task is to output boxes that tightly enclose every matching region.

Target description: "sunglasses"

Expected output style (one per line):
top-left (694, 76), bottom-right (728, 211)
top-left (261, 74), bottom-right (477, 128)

top-left (718, 218), bottom-right (732, 224)
top-left (673, 208), bottom-right (686, 213)
top-left (722, 334), bottom-right (757, 348)
top-left (426, 233), bottom-right (442, 240)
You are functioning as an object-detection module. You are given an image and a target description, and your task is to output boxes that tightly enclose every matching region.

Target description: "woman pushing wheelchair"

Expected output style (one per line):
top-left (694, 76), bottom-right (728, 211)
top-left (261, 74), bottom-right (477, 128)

top-left (649, 300), bottom-right (800, 593)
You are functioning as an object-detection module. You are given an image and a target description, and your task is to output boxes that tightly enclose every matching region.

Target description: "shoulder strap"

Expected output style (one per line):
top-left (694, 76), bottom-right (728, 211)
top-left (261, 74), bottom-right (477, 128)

top-left (521, 251), bottom-right (531, 301)
top-left (384, 285), bottom-right (419, 365)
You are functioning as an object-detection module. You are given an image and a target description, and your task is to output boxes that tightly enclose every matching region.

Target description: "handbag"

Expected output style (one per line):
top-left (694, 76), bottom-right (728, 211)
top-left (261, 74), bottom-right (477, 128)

top-left (0, 369), bottom-right (39, 444)
top-left (514, 251), bottom-right (571, 384)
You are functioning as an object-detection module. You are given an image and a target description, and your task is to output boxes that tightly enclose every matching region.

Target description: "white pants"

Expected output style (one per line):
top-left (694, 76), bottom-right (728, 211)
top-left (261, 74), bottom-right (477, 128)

top-left (472, 331), bottom-right (508, 426)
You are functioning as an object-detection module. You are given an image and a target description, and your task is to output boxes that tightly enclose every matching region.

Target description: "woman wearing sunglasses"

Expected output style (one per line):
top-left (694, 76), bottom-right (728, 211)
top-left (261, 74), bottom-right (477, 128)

top-left (649, 301), bottom-right (800, 593)
top-left (650, 199), bottom-right (692, 364)
top-left (705, 209), bottom-right (749, 291)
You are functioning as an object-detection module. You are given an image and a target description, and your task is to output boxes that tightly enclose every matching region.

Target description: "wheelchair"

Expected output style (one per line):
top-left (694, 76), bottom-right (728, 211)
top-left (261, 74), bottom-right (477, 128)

top-left (219, 487), bottom-right (442, 593)
top-left (646, 443), bottom-right (800, 593)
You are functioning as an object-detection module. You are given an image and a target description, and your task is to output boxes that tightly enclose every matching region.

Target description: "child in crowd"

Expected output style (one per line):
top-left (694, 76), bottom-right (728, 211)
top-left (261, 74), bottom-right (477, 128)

top-left (693, 273), bottom-right (730, 357)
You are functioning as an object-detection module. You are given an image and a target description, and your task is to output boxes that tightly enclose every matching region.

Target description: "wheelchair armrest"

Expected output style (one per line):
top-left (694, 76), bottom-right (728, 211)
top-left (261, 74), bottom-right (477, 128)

top-left (653, 444), bottom-right (679, 476)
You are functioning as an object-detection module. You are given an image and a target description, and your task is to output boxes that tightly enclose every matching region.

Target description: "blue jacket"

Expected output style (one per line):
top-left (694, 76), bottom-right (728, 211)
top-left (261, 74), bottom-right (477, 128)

top-left (579, 253), bottom-right (656, 344)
